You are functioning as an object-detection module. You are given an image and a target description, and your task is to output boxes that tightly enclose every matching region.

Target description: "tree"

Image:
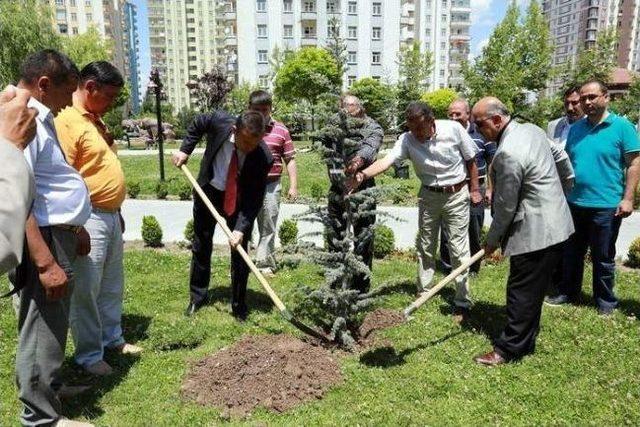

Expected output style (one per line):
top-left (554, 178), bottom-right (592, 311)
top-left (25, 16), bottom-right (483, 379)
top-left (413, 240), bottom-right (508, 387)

top-left (421, 88), bottom-right (459, 119)
top-left (61, 26), bottom-right (113, 68)
top-left (224, 81), bottom-right (259, 116)
top-left (610, 74), bottom-right (640, 124)
top-left (274, 47), bottom-right (342, 130)
top-left (190, 65), bottom-right (234, 112)
top-left (0, 0), bottom-right (61, 86)
top-left (324, 17), bottom-right (348, 79)
top-left (396, 41), bottom-right (433, 114)
top-left (560, 28), bottom-right (618, 88)
top-left (462, 1), bottom-right (553, 113)
top-left (349, 77), bottom-right (396, 130)
top-left (268, 45), bottom-right (294, 84)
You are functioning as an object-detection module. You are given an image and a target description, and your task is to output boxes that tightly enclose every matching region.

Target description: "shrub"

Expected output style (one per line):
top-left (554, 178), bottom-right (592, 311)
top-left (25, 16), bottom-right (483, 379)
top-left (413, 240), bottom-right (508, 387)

top-left (175, 180), bottom-right (192, 201)
top-left (184, 219), bottom-right (195, 245)
top-left (310, 182), bottom-right (324, 201)
top-left (142, 215), bottom-right (163, 247)
top-left (127, 181), bottom-right (141, 199)
top-left (373, 224), bottom-right (395, 259)
top-left (627, 236), bottom-right (640, 268)
top-left (155, 180), bottom-right (168, 200)
top-left (278, 219), bottom-right (298, 246)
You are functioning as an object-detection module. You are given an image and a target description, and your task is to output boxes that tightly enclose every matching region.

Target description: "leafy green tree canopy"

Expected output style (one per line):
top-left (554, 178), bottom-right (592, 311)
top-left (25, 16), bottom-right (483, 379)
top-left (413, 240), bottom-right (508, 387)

top-left (396, 41), bottom-right (433, 112)
top-left (349, 77), bottom-right (396, 129)
top-left (421, 88), bottom-right (459, 119)
top-left (61, 26), bottom-right (113, 69)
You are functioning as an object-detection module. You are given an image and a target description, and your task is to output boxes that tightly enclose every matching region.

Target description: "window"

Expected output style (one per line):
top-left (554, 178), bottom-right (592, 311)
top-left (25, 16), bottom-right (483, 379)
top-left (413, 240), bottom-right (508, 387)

top-left (256, 0), bottom-right (266, 12)
top-left (303, 1), bottom-right (315, 12)
top-left (372, 2), bottom-right (381, 15)
top-left (283, 24), bottom-right (293, 38)
top-left (257, 24), bottom-right (267, 37)
top-left (70, 0), bottom-right (76, 5)
top-left (348, 75), bottom-right (356, 86)
top-left (283, 0), bottom-right (292, 12)
top-left (259, 75), bottom-right (269, 88)
top-left (55, 0), bottom-right (64, 5)
top-left (71, 13), bottom-right (77, 21)
top-left (327, 0), bottom-right (337, 12)
top-left (86, 13), bottom-right (92, 21)
top-left (56, 10), bottom-right (66, 20)
top-left (303, 25), bottom-right (316, 37)
top-left (348, 51), bottom-right (357, 64)
top-left (58, 24), bottom-right (68, 33)
top-left (72, 27), bottom-right (78, 34)
top-left (372, 51), bottom-right (381, 64)
top-left (258, 50), bottom-right (268, 63)
top-left (372, 27), bottom-right (381, 40)
top-left (85, 0), bottom-right (90, 6)
top-left (348, 26), bottom-right (357, 39)
top-left (348, 1), bottom-right (357, 14)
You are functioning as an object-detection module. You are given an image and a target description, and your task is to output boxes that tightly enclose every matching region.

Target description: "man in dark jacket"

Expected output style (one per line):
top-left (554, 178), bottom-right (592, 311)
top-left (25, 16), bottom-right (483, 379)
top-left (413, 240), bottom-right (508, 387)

top-left (326, 94), bottom-right (383, 293)
top-left (172, 110), bottom-right (273, 320)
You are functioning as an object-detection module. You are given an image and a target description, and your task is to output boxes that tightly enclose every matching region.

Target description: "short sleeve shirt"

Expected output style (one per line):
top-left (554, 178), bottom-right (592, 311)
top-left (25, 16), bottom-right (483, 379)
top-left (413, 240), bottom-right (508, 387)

top-left (263, 120), bottom-right (295, 179)
top-left (565, 112), bottom-right (640, 208)
top-left (387, 119), bottom-right (479, 187)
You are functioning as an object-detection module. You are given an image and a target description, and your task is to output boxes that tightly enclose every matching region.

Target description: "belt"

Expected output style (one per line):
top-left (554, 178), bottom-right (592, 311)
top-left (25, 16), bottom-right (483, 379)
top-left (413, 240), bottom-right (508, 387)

top-left (424, 181), bottom-right (466, 194)
top-left (93, 206), bottom-right (119, 214)
top-left (53, 224), bottom-right (83, 234)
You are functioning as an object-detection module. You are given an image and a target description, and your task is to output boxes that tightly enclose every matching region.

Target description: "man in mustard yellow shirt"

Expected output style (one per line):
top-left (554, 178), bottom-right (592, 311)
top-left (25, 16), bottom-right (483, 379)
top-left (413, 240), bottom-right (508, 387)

top-left (56, 61), bottom-right (141, 377)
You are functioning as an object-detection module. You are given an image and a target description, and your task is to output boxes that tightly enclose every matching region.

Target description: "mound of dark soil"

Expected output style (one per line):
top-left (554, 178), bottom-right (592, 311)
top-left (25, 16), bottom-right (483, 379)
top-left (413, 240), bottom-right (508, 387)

top-left (358, 308), bottom-right (405, 339)
top-left (181, 334), bottom-right (342, 417)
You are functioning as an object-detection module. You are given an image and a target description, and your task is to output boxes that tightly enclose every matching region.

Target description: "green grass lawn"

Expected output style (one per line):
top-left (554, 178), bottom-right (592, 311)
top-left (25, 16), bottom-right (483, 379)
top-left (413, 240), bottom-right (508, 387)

top-left (121, 149), bottom-right (423, 205)
top-left (1, 249), bottom-right (639, 426)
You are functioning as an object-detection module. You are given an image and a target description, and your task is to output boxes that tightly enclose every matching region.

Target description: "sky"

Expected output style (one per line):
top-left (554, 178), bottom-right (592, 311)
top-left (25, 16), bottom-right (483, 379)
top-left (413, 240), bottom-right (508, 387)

top-left (132, 0), bottom-right (515, 95)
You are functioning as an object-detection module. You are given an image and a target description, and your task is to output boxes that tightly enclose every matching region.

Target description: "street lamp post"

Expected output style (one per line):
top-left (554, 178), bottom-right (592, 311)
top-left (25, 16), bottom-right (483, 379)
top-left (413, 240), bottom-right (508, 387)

top-left (148, 69), bottom-right (165, 181)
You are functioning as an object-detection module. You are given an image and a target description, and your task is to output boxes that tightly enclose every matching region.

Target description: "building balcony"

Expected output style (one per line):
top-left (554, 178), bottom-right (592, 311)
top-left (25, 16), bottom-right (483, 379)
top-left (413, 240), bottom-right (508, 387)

top-left (223, 11), bottom-right (236, 20)
top-left (301, 36), bottom-right (318, 46)
top-left (400, 15), bottom-right (413, 25)
top-left (450, 33), bottom-right (471, 42)
top-left (401, 28), bottom-right (415, 40)
top-left (301, 11), bottom-right (317, 20)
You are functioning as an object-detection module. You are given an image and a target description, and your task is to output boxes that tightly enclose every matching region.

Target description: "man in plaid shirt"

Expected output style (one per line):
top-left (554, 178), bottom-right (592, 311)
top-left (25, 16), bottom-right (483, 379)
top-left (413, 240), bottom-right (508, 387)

top-left (249, 90), bottom-right (298, 274)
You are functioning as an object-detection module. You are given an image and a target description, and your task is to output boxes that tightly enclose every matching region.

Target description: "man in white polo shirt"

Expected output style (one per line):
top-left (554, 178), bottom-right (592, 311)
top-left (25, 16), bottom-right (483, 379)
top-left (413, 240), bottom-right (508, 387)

top-left (347, 101), bottom-right (481, 322)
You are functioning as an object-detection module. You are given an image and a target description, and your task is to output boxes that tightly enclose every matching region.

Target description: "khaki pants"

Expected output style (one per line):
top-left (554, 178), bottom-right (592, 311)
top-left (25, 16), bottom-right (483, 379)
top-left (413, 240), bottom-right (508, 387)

top-left (417, 185), bottom-right (471, 308)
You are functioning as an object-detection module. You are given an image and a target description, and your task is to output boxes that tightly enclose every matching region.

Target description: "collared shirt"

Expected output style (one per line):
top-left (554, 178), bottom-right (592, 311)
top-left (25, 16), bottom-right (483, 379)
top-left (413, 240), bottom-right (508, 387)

top-left (263, 119), bottom-right (295, 179)
top-left (387, 119), bottom-right (479, 187)
top-left (23, 98), bottom-right (91, 226)
top-left (55, 102), bottom-right (127, 210)
top-left (566, 111), bottom-right (640, 208)
top-left (210, 132), bottom-right (247, 191)
top-left (467, 122), bottom-right (496, 178)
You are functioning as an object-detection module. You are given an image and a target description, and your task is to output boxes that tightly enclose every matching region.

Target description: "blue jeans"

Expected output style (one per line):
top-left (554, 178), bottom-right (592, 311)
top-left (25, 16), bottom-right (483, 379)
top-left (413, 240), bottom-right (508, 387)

top-left (560, 204), bottom-right (622, 310)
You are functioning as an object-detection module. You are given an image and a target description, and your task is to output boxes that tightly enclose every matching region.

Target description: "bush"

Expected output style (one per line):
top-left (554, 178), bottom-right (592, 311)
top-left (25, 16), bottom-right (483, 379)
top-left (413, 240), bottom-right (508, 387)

top-left (627, 236), bottom-right (640, 268)
top-left (310, 182), bottom-right (324, 201)
top-left (373, 224), bottom-right (395, 259)
top-left (155, 180), bottom-right (169, 199)
top-left (127, 181), bottom-right (141, 199)
top-left (278, 219), bottom-right (298, 246)
top-left (175, 180), bottom-right (192, 201)
top-left (142, 215), bottom-right (163, 247)
top-left (184, 219), bottom-right (195, 245)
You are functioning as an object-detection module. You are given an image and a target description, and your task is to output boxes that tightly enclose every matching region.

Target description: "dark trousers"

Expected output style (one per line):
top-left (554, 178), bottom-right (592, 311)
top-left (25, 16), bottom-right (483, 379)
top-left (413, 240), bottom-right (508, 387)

top-left (494, 242), bottom-right (563, 360)
top-left (441, 183), bottom-right (485, 273)
top-left (12, 227), bottom-right (78, 426)
top-left (327, 181), bottom-right (376, 293)
top-left (189, 183), bottom-right (251, 315)
top-left (560, 204), bottom-right (621, 310)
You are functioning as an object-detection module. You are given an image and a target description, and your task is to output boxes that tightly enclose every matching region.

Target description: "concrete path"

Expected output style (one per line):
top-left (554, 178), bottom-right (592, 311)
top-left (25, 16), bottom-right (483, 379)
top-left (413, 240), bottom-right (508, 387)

top-left (118, 148), bottom-right (205, 156)
top-left (121, 199), bottom-right (640, 260)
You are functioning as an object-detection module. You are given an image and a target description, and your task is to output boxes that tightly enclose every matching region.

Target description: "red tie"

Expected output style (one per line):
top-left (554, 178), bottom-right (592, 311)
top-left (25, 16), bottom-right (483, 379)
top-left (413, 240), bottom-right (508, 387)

top-left (223, 148), bottom-right (239, 216)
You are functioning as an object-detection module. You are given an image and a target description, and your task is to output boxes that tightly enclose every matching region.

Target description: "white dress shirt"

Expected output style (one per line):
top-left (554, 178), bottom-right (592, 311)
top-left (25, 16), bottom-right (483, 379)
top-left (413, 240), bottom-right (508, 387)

top-left (387, 120), bottom-right (479, 187)
top-left (23, 98), bottom-right (91, 226)
top-left (209, 132), bottom-right (246, 191)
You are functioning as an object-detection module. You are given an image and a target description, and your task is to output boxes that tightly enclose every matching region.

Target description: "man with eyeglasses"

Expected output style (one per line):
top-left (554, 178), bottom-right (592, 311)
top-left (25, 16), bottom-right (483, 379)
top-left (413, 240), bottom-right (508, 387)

top-left (470, 97), bottom-right (574, 365)
top-left (346, 101), bottom-right (481, 323)
top-left (545, 80), bottom-right (640, 316)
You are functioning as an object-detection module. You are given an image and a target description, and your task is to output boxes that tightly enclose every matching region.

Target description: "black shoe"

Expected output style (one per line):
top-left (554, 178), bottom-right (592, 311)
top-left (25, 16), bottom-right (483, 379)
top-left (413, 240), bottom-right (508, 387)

top-left (597, 306), bottom-right (615, 317)
top-left (544, 294), bottom-right (571, 307)
top-left (232, 309), bottom-right (248, 322)
top-left (185, 300), bottom-right (206, 317)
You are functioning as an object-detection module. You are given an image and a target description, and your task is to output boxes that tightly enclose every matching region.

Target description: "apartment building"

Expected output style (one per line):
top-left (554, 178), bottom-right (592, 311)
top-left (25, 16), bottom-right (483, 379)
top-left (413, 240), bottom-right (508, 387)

top-left (148, 0), bottom-right (218, 111)
top-left (124, 1), bottom-right (142, 112)
top-left (46, 0), bottom-right (141, 113)
top-left (215, 0), bottom-right (470, 90)
top-left (543, 0), bottom-right (640, 71)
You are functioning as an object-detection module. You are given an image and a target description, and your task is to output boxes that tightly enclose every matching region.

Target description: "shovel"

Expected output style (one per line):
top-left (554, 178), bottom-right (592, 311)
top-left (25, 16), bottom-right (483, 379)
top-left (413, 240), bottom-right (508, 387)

top-left (180, 165), bottom-right (329, 342)
top-left (403, 249), bottom-right (485, 319)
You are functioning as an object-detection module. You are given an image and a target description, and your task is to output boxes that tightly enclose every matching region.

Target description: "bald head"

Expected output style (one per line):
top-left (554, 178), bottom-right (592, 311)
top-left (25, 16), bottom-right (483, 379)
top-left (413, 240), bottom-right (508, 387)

top-left (448, 98), bottom-right (471, 128)
top-left (471, 97), bottom-right (511, 142)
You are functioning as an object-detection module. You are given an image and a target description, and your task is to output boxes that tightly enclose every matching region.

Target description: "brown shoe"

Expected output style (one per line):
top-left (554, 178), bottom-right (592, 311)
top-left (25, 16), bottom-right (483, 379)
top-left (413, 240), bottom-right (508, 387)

top-left (474, 350), bottom-right (507, 366)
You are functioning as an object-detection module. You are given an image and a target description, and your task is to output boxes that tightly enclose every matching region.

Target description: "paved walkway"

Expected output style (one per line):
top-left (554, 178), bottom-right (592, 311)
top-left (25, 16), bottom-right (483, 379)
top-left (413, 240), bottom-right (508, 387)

top-left (118, 148), bottom-right (205, 156)
top-left (121, 199), bottom-right (640, 260)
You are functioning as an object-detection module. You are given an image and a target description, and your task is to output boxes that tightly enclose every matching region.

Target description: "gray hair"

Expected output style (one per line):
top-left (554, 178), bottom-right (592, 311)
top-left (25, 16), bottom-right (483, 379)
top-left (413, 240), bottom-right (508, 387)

top-left (485, 99), bottom-right (511, 118)
top-left (450, 98), bottom-right (470, 113)
top-left (341, 94), bottom-right (365, 116)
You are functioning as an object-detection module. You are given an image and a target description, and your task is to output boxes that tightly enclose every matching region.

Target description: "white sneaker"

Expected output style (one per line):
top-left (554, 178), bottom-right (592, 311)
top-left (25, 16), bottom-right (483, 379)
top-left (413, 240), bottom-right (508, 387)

top-left (112, 343), bottom-right (143, 355)
top-left (55, 417), bottom-right (95, 427)
top-left (84, 360), bottom-right (114, 376)
top-left (57, 384), bottom-right (92, 399)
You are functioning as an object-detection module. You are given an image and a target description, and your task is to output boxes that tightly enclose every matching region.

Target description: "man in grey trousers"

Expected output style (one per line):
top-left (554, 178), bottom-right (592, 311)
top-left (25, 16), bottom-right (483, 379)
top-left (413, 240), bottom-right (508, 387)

top-left (11, 50), bottom-right (93, 427)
